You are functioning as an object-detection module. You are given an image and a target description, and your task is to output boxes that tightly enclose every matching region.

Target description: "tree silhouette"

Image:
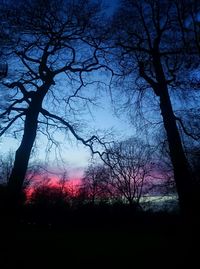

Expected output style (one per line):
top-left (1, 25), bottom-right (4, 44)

top-left (0, 0), bottom-right (111, 202)
top-left (81, 164), bottom-right (111, 204)
top-left (173, 0), bottom-right (200, 56)
top-left (105, 138), bottom-right (152, 206)
top-left (0, 151), bottom-right (14, 184)
top-left (111, 0), bottom-right (200, 214)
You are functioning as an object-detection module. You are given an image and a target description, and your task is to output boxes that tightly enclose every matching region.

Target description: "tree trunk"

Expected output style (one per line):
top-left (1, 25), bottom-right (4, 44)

top-left (8, 93), bottom-right (44, 204)
top-left (159, 86), bottom-right (193, 213)
top-left (152, 52), bottom-right (194, 214)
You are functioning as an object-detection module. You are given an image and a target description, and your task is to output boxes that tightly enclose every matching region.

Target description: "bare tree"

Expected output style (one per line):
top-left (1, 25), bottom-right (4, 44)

top-left (104, 138), bottom-right (153, 206)
top-left (173, 0), bottom-right (200, 56)
top-left (58, 170), bottom-right (69, 193)
top-left (0, 151), bottom-right (14, 184)
top-left (81, 164), bottom-right (111, 204)
top-left (110, 0), bottom-right (200, 213)
top-left (0, 0), bottom-right (111, 201)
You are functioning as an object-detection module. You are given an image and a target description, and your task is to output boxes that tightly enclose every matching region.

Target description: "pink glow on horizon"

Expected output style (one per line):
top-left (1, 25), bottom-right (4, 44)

top-left (46, 176), bottom-right (82, 188)
top-left (25, 172), bottom-right (83, 200)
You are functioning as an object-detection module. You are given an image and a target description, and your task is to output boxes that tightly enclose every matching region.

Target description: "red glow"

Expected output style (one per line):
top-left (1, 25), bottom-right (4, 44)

top-left (25, 172), bottom-right (83, 201)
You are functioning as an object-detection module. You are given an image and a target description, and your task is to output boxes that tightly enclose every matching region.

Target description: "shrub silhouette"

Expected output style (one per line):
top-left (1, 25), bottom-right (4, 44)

top-left (30, 185), bottom-right (70, 209)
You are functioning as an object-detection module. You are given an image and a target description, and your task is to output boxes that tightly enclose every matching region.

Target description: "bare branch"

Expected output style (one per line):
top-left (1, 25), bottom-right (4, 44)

top-left (0, 97), bottom-right (27, 118)
top-left (138, 61), bottom-right (160, 96)
top-left (2, 81), bottom-right (30, 102)
top-left (0, 112), bottom-right (25, 137)
top-left (175, 116), bottom-right (200, 141)
top-left (40, 108), bottom-right (109, 157)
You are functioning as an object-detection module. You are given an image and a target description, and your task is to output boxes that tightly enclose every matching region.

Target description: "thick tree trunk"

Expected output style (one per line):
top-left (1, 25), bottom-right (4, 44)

top-left (152, 52), bottom-right (194, 214)
top-left (8, 93), bottom-right (44, 204)
top-left (159, 86), bottom-right (193, 213)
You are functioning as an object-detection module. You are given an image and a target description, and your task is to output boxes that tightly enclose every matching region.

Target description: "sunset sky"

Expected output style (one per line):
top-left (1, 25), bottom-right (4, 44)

top-left (1, 0), bottom-right (197, 189)
top-left (0, 87), bottom-right (133, 180)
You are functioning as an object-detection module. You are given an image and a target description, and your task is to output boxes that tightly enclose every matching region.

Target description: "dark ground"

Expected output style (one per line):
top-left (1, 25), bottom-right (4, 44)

top-left (0, 204), bottom-right (199, 268)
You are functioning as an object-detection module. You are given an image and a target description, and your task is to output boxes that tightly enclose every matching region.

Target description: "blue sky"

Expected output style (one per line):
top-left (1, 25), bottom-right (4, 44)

top-left (0, 0), bottom-right (123, 177)
top-left (0, 84), bottom-right (133, 177)
top-left (1, 0), bottom-right (199, 181)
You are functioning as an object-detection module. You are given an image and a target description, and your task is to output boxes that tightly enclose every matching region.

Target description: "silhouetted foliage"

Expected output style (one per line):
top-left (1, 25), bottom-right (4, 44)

top-left (30, 185), bottom-right (69, 209)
